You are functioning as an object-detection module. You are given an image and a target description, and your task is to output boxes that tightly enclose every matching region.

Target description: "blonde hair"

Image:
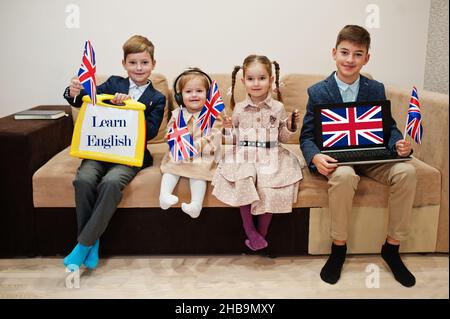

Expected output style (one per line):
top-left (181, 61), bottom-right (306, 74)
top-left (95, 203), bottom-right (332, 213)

top-left (122, 35), bottom-right (155, 61)
top-left (177, 69), bottom-right (210, 93)
top-left (230, 55), bottom-right (281, 109)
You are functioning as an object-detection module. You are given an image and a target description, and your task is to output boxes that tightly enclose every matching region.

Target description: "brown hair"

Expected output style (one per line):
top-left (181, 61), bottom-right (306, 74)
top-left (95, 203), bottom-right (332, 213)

top-left (177, 69), bottom-right (210, 93)
top-left (230, 55), bottom-right (282, 109)
top-left (122, 35), bottom-right (155, 61)
top-left (335, 25), bottom-right (371, 52)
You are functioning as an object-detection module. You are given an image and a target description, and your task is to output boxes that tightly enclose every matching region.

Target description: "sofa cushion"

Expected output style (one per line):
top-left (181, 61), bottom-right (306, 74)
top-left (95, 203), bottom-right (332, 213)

top-left (33, 144), bottom-right (224, 208)
top-left (33, 143), bottom-right (440, 209)
top-left (282, 144), bottom-right (441, 208)
top-left (280, 74), bottom-right (328, 143)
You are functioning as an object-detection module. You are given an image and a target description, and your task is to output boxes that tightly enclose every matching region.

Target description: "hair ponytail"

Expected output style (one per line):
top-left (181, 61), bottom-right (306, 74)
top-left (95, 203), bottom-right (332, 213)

top-left (230, 65), bottom-right (241, 110)
top-left (272, 60), bottom-right (282, 102)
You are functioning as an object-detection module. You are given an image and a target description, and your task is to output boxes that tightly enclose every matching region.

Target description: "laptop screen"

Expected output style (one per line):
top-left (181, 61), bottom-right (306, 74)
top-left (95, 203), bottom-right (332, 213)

top-left (314, 100), bottom-right (392, 151)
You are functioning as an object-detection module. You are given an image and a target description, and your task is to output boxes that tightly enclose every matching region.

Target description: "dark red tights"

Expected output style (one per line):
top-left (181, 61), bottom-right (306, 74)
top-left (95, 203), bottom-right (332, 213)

top-left (239, 205), bottom-right (273, 251)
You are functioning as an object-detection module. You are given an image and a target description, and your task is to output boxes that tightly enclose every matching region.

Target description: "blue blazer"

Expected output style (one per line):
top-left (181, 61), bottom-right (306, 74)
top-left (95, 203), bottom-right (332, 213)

top-left (299, 72), bottom-right (403, 172)
top-left (64, 76), bottom-right (166, 168)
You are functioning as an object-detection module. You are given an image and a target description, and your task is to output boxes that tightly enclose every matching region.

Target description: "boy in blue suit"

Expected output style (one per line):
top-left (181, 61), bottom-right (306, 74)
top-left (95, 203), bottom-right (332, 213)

top-left (300, 25), bottom-right (416, 287)
top-left (62, 35), bottom-right (166, 269)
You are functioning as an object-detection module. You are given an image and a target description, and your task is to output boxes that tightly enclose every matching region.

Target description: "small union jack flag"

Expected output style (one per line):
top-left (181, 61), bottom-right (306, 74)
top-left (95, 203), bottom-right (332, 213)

top-left (405, 86), bottom-right (423, 144)
top-left (195, 80), bottom-right (225, 135)
top-left (166, 109), bottom-right (198, 161)
top-left (78, 40), bottom-right (97, 105)
top-left (321, 105), bottom-right (384, 148)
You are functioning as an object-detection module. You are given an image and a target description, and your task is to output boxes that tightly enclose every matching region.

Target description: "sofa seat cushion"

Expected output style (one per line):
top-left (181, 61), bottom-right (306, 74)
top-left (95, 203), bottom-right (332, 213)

top-left (33, 144), bottom-right (228, 208)
top-left (282, 144), bottom-right (441, 208)
top-left (33, 144), bottom-right (441, 209)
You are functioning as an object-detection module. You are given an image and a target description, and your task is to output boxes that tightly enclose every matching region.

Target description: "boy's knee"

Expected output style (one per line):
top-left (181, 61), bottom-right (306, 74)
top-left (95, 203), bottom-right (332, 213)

top-left (392, 162), bottom-right (417, 184)
top-left (73, 173), bottom-right (97, 189)
top-left (98, 176), bottom-right (123, 192)
top-left (330, 166), bottom-right (359, 186)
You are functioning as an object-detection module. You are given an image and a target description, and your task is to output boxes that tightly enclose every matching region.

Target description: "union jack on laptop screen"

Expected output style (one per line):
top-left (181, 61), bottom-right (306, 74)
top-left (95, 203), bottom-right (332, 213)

top-left (320, 104), bottom-right (385, 148)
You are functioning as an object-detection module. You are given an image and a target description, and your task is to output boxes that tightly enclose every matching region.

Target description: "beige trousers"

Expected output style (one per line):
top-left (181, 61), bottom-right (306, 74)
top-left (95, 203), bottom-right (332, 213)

top-left (327, 161), bottom-right (417, 241)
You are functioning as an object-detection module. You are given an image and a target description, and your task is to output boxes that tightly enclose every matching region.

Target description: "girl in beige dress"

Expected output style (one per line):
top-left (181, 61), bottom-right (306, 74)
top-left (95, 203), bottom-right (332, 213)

top-left (160, 69), bottom-right (222, 218)
top-left (212, 55), bottom-right (303, 251)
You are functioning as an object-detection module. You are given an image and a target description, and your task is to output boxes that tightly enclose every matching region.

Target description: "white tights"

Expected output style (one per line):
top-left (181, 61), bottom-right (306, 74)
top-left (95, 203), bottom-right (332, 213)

top-left (159, 173), bottom-right (206, 218)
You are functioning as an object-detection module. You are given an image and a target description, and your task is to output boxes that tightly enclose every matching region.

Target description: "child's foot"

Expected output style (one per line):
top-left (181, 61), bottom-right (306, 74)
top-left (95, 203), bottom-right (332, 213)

top-left (83, 239), bottom-right (100, 269)
top-left (320, 243), bottom-right (347, 284)
top-left (63, 243), bottom-right (91, 270)
top-left (159, 194), bottom-right (178, 210)
top-left (244, 231), bottom-right (268, 251)
top-left (181, 202), bottom-right (202, 218)
top-left (381, 242), bottom-right (416, 287)
top-left (245, 238), bottom-right (268, 251)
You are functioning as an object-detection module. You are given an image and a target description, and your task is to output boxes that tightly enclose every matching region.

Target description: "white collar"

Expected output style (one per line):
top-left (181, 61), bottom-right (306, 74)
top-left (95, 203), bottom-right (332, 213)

top-left (129, 78), bottom-right (150, 91)
top-left (334, 72), bottom-right (360, 93)
top-left (181, 107), bottom-right (201, 123)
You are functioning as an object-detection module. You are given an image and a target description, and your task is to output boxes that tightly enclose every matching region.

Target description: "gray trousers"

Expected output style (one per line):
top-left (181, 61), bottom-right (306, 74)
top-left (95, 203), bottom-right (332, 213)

top-left (73, 159), bottom-right (140, 246)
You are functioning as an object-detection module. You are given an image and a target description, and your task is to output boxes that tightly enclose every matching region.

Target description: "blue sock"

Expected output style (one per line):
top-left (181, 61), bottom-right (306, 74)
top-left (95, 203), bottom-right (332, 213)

top-left (63, 243), bottom-right (92, 269)
top-left (83, 239), bottom-right (100, 269)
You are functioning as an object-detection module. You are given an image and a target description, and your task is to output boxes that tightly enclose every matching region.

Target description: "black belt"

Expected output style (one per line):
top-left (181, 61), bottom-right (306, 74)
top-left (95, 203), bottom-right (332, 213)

top-left (239, 140), bottom-right (279, 148)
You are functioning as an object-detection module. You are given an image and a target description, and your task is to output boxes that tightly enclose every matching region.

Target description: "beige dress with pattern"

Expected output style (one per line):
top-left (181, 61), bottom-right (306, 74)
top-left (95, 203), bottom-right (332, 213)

top-left (212, 95), bottom-right (304, 214)
top-left (160, 107), bottom-right (222, 181)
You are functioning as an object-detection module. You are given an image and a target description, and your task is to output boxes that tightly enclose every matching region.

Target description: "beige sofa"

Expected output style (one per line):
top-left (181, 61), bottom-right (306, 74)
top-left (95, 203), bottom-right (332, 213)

top-left (32, 73), bottom-right (449, 254)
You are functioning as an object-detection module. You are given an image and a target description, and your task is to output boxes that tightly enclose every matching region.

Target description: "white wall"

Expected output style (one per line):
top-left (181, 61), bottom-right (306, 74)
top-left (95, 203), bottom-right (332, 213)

top-left (0, 0), bottom-right (431, 117)
top-left (425, 0), bottom-right (449, 94)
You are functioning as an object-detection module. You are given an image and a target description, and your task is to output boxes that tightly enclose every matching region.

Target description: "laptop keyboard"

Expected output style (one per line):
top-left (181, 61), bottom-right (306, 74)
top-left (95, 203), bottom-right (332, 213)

top-left (328, 149), bottom-right (397, 163)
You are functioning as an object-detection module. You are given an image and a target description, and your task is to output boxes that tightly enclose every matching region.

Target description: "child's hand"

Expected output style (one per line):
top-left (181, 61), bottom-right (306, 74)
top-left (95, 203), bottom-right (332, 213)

top-left (396, 139), bottom-right (412, 157)
top-left (287, 109), bottom-right (300, 131)
top-left (222, 115), bottom-right (233, 129)
top-left (111, 93), bottom-right (131, 105)
top-left (69, 77), bottom-right (83, 98)
top-left (312, 153), bottom-right (338, 176)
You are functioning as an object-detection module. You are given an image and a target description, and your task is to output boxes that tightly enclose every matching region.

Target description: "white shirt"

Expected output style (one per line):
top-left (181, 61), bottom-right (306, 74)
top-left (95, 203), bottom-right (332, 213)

top-left (334, 72), bottom-right (360, 103)
top-left (128, 79), bottom-right (150, 101)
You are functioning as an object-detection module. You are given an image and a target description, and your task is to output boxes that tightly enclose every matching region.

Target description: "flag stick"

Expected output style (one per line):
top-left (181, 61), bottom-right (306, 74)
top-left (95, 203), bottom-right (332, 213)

top-left (73, 73), bottom-right (78, 103)
top-left (222, 110), bottom-right (234, 132)
top-left (403, 114), bottom-right (409, 140)
top-left (403, 87), bottom-right (414, 140)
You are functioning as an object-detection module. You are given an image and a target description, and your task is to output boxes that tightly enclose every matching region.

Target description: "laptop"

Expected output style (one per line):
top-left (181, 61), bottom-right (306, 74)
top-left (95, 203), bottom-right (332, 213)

top-left (313, 100), bottom-right (412, 165)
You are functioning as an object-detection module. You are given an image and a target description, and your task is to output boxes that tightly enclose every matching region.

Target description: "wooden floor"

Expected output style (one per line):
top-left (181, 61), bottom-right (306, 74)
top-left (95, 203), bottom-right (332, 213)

top-left (0, 254), bottom-right (448, 299)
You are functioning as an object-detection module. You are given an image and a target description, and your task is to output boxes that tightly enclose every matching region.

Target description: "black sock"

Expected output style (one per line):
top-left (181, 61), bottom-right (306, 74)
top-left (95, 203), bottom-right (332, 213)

top-left (381, 242), bottom-right (416, 287)
top-left (320, 243), bottom-right (347, 284)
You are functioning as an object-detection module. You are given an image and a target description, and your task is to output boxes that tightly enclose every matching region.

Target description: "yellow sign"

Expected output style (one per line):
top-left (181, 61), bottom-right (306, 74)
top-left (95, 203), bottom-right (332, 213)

top-left (70, 94), bottom-right (146, 167)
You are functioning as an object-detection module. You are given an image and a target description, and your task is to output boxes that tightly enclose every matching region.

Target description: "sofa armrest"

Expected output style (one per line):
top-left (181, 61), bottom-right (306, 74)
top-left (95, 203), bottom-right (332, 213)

top-left (387, 87), bottom-right (449, 252)
top-left (0, 105), bottom-right (73, 256)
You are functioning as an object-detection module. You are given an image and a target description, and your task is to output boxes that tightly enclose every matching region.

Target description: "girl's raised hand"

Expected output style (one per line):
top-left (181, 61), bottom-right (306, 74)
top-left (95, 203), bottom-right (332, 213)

top-left (287, 109), bottom-right (300, 131)
top-left (222, 114), bottom-right (233, 129)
